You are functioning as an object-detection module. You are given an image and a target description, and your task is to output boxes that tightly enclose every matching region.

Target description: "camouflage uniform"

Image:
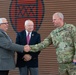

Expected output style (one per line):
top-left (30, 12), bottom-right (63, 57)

top-left (30, 23), bottom-right (76, 75)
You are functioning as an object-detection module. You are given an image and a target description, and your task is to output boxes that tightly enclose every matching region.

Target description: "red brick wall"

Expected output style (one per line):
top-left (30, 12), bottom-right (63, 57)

top-left (0, 0), bottom-right (76, 75)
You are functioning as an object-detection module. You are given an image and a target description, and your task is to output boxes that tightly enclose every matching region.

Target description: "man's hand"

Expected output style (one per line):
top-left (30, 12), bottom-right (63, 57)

top-left (73, 59), bottom-right (76, 63)
top-left (24, 45), bottom-right (31, 52)
top-left (23, 54), bottom-right (32, 61)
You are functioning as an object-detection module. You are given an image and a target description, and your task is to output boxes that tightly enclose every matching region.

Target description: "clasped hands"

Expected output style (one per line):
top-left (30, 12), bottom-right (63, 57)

top-left (24, 45), bottom-right (31, 52)
top-left (23, 45), bottom-right (32, 61)
top-left (23, 54), bottom-right (32, 61)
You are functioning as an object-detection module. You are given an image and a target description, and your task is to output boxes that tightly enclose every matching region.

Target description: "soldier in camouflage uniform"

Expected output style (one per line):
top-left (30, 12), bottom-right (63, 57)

top-left (27, 12), bottom-right (76, 75)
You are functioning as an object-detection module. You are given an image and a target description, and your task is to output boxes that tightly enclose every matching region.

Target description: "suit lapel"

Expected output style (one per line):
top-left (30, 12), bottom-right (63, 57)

top-left (23, 31), bottom-right (27, 44)
top-left (0, 30), bottom-right (12, 42)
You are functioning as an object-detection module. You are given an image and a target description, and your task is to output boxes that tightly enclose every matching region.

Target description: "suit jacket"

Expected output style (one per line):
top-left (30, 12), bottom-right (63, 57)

top-left (16, 30), bottom-right (41, 67)
top-left (0, 29), bottom-right (24, 70)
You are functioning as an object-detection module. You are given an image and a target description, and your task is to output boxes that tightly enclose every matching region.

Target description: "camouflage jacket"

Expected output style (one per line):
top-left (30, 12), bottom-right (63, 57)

top-left (30, 23), bottom-right (76, 63)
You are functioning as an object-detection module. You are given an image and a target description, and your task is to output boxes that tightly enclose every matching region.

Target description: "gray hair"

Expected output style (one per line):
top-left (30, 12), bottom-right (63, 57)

top-left (0, 18), bottom-right (7, 24)
top-left (53, 12), bottom-right (64, 20)
top-left (24, 19), bottom-right (34, 26)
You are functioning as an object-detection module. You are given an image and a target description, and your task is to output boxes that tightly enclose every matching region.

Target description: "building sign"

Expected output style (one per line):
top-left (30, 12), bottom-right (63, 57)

top-left (9, 0), bottom-right (45, 32)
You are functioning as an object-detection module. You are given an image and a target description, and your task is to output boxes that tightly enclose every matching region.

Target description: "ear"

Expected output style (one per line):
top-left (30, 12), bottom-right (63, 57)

top-left (60, 18), bottom-right (63, 21)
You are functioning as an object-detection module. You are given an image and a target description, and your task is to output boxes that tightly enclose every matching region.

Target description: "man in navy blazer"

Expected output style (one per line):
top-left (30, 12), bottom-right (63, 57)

top-left (16, 20), bottom-right (41, 75)
top-left (0, 18), bottom-right (30, 75)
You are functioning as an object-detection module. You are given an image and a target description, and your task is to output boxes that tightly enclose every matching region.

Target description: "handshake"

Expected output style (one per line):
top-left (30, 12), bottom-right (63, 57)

top-left (24, 45), bottom-right (31, 52)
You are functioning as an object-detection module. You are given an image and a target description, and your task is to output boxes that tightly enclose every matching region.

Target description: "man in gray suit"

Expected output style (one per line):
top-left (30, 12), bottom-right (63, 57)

top-left (0, 18), bottom-right (29, 75)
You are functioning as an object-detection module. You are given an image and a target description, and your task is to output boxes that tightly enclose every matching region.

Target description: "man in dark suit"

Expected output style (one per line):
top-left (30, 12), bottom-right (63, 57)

top-left (16, 19), bottom-right (41, 75)
top-left (0, 18), bottom-right (29, 75)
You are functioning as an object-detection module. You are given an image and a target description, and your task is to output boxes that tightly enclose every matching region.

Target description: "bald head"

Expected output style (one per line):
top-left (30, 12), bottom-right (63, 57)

top-left (52, 12), bottom-right (64, 27)
top-left (53, 12), bottom-right (64, 20)
top-left (24, 20), bottom-right (34, 32)
top-left (25, 20), bottom-right (34, 26)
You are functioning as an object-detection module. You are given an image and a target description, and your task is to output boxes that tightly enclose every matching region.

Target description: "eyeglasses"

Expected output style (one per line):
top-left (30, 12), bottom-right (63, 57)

top-left (0, 22), bottom-right (9, 25)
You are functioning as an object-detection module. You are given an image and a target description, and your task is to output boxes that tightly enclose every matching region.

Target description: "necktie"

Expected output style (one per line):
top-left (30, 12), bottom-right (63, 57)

top-left (27, 33), bottom-right (30, 44)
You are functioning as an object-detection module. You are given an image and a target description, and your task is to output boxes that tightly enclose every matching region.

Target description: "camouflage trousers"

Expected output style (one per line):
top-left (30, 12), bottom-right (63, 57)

top-left (58, 63), bottom-right (76, 75)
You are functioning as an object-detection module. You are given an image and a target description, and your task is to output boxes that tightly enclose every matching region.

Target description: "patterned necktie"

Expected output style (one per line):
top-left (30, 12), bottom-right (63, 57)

top-left (27, 33), bottom-right (30, 44)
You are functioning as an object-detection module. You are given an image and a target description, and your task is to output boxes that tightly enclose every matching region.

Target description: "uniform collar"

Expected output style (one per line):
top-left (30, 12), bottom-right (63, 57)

top-left (56, 23), bottom-right (66, 32)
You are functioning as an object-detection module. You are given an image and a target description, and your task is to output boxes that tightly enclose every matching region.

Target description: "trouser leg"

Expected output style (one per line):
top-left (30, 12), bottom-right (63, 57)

top-left (0, 70), bottom-right (9, 75)
top-left (58, 64), bottom-right (69, 75)
top-left (59, 70), bottom-right (69, 75)
top-left (59, 63), bottom-right (76, 75)
top-left (29, 67), bottom-right (38, 75)
top-left (68, 64), bottom-right (76, 75)
top-left (19, 66), bottom-right (28, 75)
